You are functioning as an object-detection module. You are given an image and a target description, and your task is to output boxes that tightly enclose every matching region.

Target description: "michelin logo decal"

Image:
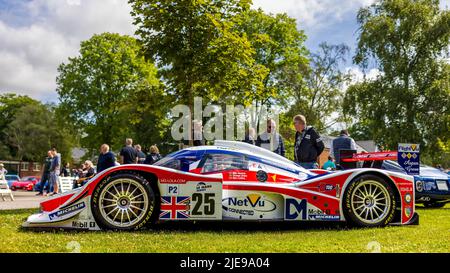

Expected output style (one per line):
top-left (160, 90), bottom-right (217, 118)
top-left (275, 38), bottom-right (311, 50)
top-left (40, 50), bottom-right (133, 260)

top-left (49, 202), bottom-right (86, 220)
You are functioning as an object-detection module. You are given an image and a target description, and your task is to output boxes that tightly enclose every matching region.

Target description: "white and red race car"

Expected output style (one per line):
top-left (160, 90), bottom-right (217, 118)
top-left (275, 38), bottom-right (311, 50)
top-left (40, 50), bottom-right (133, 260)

top-left (23, 141), bottom-right (418, 230)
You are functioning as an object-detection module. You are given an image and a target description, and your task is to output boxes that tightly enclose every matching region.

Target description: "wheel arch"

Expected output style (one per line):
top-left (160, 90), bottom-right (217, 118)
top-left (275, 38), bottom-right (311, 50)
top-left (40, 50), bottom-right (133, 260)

top-left (340, 170), bottom-right (402, 223)
top-left (97, 169), bottom-right (161, 196)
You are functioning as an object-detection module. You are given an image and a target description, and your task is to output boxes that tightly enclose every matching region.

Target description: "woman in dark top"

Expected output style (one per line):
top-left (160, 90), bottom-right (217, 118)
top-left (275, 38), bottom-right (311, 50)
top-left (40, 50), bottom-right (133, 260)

top-left (97, 144), bottom-right (117, 173)
top-left (144, 145), bottom-right (162, 165)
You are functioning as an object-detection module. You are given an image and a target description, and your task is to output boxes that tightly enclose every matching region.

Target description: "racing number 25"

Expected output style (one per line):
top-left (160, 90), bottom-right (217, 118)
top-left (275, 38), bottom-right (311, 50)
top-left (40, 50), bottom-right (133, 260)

top-left (192, 193), bottom-right (215, 215)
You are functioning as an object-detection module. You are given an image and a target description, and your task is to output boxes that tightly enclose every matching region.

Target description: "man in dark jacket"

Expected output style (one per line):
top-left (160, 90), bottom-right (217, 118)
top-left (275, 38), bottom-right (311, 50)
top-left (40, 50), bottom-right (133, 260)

top-left (293, 115), bottom-right (324, 169)
top-left (330, 129), bottom-right (357, 165)
top-left (97, 144), bottom-right (117, 173)
top-left (37, 150), bottom-right (53, 195)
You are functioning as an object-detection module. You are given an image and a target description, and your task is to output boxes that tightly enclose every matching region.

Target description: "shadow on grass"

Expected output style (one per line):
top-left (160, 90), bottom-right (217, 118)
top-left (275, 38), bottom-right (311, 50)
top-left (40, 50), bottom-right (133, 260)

top-left (18, 219), bottom-right (386, 234)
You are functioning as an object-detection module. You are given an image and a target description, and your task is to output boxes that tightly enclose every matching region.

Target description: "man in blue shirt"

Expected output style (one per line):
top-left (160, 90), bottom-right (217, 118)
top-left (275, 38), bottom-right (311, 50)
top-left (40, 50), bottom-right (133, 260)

top-left (47, 148), bottom-right (61, 196)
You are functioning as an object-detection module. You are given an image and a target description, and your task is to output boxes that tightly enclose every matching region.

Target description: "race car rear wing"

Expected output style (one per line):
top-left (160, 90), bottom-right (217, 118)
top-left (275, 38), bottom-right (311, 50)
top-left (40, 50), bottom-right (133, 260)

top-left (338, 150), bottom-right (397, 170)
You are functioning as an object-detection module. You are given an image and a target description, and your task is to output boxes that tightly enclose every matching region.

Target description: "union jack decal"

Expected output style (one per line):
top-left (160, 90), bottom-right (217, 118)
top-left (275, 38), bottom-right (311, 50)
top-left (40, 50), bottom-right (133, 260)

top-left (159, 196), bottom-right (190, 219)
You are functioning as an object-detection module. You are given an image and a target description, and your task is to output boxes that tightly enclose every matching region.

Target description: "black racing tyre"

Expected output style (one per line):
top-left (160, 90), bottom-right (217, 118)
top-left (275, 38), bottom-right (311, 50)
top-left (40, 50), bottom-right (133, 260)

top-left (343, 174), bottom-right (397, 227)
top-left (91, 173), bottom-right (157, 230)
top-left (423, 201), bottom-right (446, 208)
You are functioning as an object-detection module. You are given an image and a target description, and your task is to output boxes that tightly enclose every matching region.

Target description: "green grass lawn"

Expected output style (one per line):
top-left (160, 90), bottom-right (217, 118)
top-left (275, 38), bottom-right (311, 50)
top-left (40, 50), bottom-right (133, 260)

top-left (1, 204), bottom-right (449, 253)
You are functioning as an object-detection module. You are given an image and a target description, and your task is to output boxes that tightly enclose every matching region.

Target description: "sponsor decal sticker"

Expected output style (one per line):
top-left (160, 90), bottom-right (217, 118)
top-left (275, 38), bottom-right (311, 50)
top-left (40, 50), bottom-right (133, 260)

top-left (285, 198), bottom-right (307, 220)
top-left (318, 184), bottom-right (336, 192)
top-left (160, 196), bottom-right (190, 219)
top-left (405, 207), bottom-right (412, 218)
top-left (160, 178), bottom-right (186, 184)
top-left (72, 221), bottom-right (96, 228)
top-left (196, 182), bottom-right (212, 192)
top-left (308, 214), bottom-right (340, 221)
top-left (222, 194), bottom-right (276, 215)
top-left (256, 170), bottom-right (268, 182)
top-left (167, 185), bottom-right (179, 195)
top-left (398, 143), bottom-right (420, 175)
top-left (49, 202), bottom-right (86, 220)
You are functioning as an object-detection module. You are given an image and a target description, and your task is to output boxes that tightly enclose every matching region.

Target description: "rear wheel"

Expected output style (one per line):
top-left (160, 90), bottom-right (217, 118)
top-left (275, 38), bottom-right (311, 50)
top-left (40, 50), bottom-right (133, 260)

top-left (91, 173), bottom-right (157, 230)
top-left (343, 174), bottom-right (396, 227)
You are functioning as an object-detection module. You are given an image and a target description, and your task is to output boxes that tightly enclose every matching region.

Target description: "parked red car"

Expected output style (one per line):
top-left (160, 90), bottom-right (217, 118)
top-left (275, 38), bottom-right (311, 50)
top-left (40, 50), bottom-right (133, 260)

top-left (10, 176), bottom-right (41, 191)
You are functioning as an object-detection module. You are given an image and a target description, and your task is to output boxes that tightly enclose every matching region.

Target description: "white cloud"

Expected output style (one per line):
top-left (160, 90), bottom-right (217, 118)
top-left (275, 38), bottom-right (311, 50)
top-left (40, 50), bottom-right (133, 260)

top-left (345, 66), bottom-right (382, 88)
top-left (0, 0), bottom-right (135, 101)
top-left (252, 0), bottom-right (376, 30)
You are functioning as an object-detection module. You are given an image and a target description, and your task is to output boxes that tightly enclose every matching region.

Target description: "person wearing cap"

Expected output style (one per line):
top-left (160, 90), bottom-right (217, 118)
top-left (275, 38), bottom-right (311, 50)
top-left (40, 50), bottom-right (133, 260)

top-left (330, 129), bottom-right (357, 165)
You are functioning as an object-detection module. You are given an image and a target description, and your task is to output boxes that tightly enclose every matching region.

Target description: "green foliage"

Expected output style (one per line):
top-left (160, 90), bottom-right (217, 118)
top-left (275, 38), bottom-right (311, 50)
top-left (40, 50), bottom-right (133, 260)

top-left (345, 0), bottom-right (450, 164)
top-left (56, 33), bottom-right (167, 151)
top-left (284, 43), bottom-right (350, 133)
top-left (234, 8), bottom-right (309, 107)
top-left (129, 0), bottom-right (267, 108)
top-left (0, 94), bottom-right (75, 162)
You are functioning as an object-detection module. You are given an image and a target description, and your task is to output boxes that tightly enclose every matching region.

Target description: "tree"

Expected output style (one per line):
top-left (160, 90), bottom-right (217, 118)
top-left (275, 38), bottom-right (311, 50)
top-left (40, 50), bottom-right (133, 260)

top-left (0, 94), bottom-right (40, 159)
top-left (56, 33), bottom-right (166, 151)
top-left (345, 0), bottom-right (450, 162)
top-left (284, 43), bottom-right (350, 133)
top-left (129, 0), bottom-right (268, 143)
top-left (4, 103), bottom-right (75, 162)
top-left (234, 9), bottom-right (309, 128)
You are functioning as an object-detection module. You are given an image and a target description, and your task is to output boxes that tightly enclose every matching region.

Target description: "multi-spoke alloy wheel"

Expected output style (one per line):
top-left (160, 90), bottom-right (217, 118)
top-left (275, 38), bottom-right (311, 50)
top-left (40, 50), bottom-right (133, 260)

top-left (92, 173), bottom-right (156, 230)
top-left (344, 175), bottom-right (396, 227)
top-left (350, 180), bottom-right (390, 224)
top-left (99, 178), bottom-right (148, 228)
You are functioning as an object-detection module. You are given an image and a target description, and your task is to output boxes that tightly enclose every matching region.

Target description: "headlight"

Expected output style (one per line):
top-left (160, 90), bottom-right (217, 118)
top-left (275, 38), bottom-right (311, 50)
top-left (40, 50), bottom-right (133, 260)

top-left (405, 193), bottom-right (412, 204)
top-left (416, 180), bottom-right (424, 192)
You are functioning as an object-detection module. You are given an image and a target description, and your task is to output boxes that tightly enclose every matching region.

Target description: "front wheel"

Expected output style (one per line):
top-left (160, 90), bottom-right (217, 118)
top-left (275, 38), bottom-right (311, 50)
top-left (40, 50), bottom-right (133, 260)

top-left (343, 175), bottom-right (397, 227)
top-left (91, 173), bottom-right (157, 230)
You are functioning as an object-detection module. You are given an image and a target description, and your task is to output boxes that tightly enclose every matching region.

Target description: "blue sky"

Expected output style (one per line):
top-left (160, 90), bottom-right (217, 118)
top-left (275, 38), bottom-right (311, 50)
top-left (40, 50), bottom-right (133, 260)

top-left (0, 0), bottom-right (448, 103)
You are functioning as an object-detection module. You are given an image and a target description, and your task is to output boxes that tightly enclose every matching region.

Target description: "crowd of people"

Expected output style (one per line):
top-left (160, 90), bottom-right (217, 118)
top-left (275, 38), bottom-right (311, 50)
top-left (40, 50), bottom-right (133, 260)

top-left (36, 138), bottom-right (163, 195)
top-left (241, 115), bottom-right (356, 171)
top-left (35, 114), bottom-right (359, 194)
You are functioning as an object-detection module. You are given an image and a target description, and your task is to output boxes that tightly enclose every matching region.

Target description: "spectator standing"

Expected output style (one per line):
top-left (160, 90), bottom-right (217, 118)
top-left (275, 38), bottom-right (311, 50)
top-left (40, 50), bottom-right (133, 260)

top-left (193, 120), bottom-right (204, 146)
top-left (322, 156), bottom-right (336, 170)
top-left (48, 148), bottom-right (61, 196)
top-left (61, 163), bottom-right (71, 177)
top-left (293, 115), bottom-right (325, 169)
top-left (38, 150), bottom-right (53, 195)
top-left (0, 163), bottom-right (7, 181)
top-left (243, 127), bottom-right (256, 145)
top-left (135, 144), bottom-right (146, 164)
top-left (97, 144), bottom-right (117, 173)
top-left (144, 145), bottom-right (162, 165)
top-left (120, 138), bottom-right (138, 164)
top-left (256, 119), bottom-right (285, 156)
top-left (330, 129), bottom-right (357, 165)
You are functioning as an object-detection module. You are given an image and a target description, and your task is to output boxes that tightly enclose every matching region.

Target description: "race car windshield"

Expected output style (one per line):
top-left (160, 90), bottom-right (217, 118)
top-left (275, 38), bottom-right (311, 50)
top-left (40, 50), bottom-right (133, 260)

top-left (201, 153), bottom-right (248, 173)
